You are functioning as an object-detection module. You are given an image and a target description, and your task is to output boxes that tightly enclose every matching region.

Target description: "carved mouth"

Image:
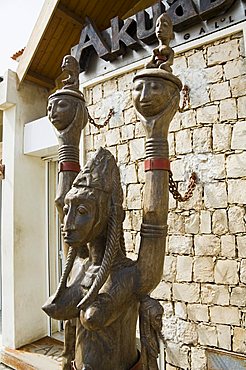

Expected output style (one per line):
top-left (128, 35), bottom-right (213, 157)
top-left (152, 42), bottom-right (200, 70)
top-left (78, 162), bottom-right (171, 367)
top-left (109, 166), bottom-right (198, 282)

top-left (63, 234), bottom-right (76, 244)
top-left (63, 232), bottom-right (85, 247)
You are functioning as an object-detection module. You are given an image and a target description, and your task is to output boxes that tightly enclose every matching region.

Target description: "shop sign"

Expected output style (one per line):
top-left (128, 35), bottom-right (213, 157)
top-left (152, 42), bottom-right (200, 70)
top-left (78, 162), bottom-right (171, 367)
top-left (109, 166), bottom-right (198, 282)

top-left (71, 0), bottom-right (246, 80)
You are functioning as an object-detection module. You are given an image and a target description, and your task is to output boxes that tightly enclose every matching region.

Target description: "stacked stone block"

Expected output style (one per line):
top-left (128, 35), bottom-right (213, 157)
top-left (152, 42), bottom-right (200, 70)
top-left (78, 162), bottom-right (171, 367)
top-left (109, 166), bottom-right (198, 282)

top-left (83, 32), bottom-right (246, 369)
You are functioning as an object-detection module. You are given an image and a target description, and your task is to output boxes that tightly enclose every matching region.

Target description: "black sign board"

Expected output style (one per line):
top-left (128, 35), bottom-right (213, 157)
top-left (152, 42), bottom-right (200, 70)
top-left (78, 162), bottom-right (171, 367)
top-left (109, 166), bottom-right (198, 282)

top-left (71, 0), bottom-right (246, 82)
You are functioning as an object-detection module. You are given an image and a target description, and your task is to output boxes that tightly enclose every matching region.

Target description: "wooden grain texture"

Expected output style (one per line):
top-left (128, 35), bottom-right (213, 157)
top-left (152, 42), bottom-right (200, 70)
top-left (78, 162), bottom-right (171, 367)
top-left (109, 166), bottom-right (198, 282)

top-left (30, 15), bottom-right (62, 72)
top-left (16, 0), bottom-right (60, 86)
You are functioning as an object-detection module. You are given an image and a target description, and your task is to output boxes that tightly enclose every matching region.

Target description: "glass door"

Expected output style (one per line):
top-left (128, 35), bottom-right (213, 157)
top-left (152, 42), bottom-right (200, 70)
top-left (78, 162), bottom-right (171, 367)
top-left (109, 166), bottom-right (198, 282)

top-left (44, 159), bottom-right (64, 337)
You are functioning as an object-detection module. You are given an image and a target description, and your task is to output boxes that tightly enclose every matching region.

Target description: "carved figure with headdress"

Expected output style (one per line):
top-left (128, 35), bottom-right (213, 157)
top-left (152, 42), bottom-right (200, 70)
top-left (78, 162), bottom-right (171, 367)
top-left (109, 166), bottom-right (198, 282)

top-left (46, 56), bottom-right (88, 369)
top-left (140, 296), bottom-right (165, 370)
top-left (43, 147), bottom-right (140, 369)
top-left (62, 54), bottom-right (80, 90)
top-left (47, 56), bottom-right (87, 221)
top-left (43, 16), bottom-right (182, 370)
top-left (145, 13), bottom-right (174, 72)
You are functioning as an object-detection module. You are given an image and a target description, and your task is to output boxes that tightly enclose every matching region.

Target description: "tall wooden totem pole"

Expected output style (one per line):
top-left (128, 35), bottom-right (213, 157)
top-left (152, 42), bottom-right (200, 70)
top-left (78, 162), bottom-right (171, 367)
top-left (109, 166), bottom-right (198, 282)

top-left (43, 13), bottom-right (182, 370)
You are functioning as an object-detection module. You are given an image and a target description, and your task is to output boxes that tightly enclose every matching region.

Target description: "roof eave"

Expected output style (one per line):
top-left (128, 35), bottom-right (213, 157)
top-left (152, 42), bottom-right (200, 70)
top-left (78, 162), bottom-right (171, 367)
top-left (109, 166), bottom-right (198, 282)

top-left (16, 0), bottom-right (60, 88)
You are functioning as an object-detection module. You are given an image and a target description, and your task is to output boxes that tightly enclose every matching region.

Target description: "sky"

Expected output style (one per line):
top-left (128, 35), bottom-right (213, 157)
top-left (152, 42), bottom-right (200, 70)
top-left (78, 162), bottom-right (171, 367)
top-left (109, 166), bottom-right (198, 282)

top-left (0, 0), bottom-right (45, 77)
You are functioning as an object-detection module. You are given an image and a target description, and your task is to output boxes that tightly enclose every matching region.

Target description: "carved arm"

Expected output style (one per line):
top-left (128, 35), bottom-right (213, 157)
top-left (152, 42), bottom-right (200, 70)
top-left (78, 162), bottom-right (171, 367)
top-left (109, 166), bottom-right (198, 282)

top-left (132, 71), bottom-right (181, 295)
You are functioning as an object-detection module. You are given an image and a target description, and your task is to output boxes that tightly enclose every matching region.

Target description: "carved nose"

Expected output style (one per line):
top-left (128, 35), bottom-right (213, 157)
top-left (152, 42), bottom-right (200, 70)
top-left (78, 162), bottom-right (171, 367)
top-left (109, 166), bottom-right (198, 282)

top-left (51, 111), bottom-right (58, 119)
top-left (63, 214), bottom-right (76, 231)
top-left (140, 86), bottom-right (150, 102)
top-left (63, 223), bottom-right (76, 231)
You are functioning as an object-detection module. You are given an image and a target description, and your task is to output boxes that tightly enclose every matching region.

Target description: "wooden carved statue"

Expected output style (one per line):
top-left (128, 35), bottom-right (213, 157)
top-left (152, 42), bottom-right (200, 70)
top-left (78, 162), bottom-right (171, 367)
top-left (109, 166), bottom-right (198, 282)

top-left (61, 55), bottom-right (80, 90)
top-left (145, 13), bottom-right (174, 72)
top-left (47, 55), bottom-right (87, 235)
top-left (46, 55), bottom-right (88, 368)
top-left (43, 15), bottom-right (182, 370)
top-left (139, 297), bottom-right (165, 370)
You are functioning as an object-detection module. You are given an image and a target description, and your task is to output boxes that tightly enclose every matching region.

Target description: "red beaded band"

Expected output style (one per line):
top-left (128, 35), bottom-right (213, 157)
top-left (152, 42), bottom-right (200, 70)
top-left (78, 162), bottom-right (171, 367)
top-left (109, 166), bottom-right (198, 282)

top-left (144, 158), bottom-right (170, 171)
top-left (59, 161), bottom-right (80, 173)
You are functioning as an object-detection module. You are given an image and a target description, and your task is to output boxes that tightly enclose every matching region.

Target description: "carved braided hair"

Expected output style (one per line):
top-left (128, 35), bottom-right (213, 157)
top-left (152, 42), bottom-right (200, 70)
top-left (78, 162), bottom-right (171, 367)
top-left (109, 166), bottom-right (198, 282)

top-left (52, 148), bottom-right (125, 308)
top-left (52, 246), bottom-right (77, 300)
top-left (78, 163), bottom-right (124, 309)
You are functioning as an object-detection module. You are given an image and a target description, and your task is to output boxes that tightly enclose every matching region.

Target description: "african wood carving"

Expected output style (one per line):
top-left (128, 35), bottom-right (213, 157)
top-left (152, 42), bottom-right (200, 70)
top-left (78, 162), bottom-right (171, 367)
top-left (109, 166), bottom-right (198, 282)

top-left (43, 14), bottom-right (182, 369)
top-left (45, 55), bottom-right (88, 368)
top-left (47, 55), bottom-right (87, 233)
top-left (139, 297), bottom-right (165, 370)
top-left (145, 13), bottom-right (174, 72)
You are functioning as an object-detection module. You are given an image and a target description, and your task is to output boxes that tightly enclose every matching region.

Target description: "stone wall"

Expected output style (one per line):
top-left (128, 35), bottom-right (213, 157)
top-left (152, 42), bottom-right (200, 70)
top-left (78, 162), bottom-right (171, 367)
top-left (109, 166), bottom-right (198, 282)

top-left (83, 31), bottom-right (246, 369)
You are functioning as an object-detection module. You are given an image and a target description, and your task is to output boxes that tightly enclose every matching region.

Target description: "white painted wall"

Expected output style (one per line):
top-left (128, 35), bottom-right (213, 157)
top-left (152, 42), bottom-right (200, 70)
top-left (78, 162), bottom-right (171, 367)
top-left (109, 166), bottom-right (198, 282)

top-left (0, 70), bottom-right (50, 348)
top-left (24, 116), bottom-right (58, 158)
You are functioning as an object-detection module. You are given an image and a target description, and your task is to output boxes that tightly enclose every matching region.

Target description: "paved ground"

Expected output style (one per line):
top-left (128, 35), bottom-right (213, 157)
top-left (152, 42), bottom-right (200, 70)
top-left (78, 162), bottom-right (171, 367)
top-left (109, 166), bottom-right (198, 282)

top-left (0, 310), bottom-right (12, 368)
top-left (0, 311), bottom-right (62, 369)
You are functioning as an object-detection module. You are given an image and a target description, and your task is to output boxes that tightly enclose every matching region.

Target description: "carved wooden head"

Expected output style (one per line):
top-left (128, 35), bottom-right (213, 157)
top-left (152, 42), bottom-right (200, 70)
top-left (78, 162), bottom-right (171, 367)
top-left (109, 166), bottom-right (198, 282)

top-left (47, 95), bottom-right (79, 131)
top-left (63, 148), bottom-right (125, 309)
top-left (47, 55), bottom-right (86, 132)
top-left (156, 13), bottom-right (174, 43)
top-left (133, 69), bottom-right (182, 120)
top-left (62, 55), bottom-right (80, 75)
top-left (63, 147), bottom-right (124, 246)
top-left (62, 187), bottom-right (99, 247)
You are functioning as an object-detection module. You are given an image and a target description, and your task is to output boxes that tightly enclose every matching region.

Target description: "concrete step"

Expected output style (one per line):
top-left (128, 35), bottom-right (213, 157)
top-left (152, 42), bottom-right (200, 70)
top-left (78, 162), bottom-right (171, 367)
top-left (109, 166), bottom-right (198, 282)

top-left (0, 363), bottom-right (12, 369)
top-left (1, 336), bottom-right (63, 370)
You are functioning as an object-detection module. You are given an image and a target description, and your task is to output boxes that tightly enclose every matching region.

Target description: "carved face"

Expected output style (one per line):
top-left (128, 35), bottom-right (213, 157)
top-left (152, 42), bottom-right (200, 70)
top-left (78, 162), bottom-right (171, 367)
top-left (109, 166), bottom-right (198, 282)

top-left (62, 55), bottom-right (77, 71)
top-left (149, 302), bottom-right (163, 333)
top-left (151, 311), bottom-right (163, 332)
top-left (133, 77), bottom-right (173, 117)
top-left (62, 188), bottom-right (98, 248)
top-left (47, 96), bottom-right (77, 130)
top-left (156, 14), bottom-right (173, 42)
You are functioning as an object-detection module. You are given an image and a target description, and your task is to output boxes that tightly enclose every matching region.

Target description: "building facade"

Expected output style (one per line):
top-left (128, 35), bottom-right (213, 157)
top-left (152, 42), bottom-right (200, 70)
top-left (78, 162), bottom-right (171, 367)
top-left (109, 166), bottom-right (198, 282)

top-left (0, 1), bottom-right (246, 369)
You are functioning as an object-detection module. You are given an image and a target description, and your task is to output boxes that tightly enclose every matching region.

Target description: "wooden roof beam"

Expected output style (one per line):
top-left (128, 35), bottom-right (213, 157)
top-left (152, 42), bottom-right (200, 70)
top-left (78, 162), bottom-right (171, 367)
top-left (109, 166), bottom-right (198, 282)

top-left (27, 70), bottom-right (55, 89)
top-left (57, 3), bottom-right (84, 27)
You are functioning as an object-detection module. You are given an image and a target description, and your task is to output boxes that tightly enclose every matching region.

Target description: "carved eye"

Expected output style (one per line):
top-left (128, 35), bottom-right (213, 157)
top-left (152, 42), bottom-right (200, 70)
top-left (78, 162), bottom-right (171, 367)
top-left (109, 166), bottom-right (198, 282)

top-left (47, 104), bottom-right (52, 112)
top-left (63, 205), bottom-right (69, 215)
top-left (77, 206), bottom-right (88, 215)
top-left (134, 82), bottom-right (143, 91)
top-left (58, 100), bottom-right (69, 108)
top-left (151, 83), bottom-right (158, 90)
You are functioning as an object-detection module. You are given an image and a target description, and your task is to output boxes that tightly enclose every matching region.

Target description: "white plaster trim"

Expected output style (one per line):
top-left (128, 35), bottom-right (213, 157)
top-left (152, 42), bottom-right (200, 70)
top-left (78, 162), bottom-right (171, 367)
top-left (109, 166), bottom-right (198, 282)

top-left (174, 21), bottom-right (246, 54)
top-left (0, 70), bottom-right (17, 110)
